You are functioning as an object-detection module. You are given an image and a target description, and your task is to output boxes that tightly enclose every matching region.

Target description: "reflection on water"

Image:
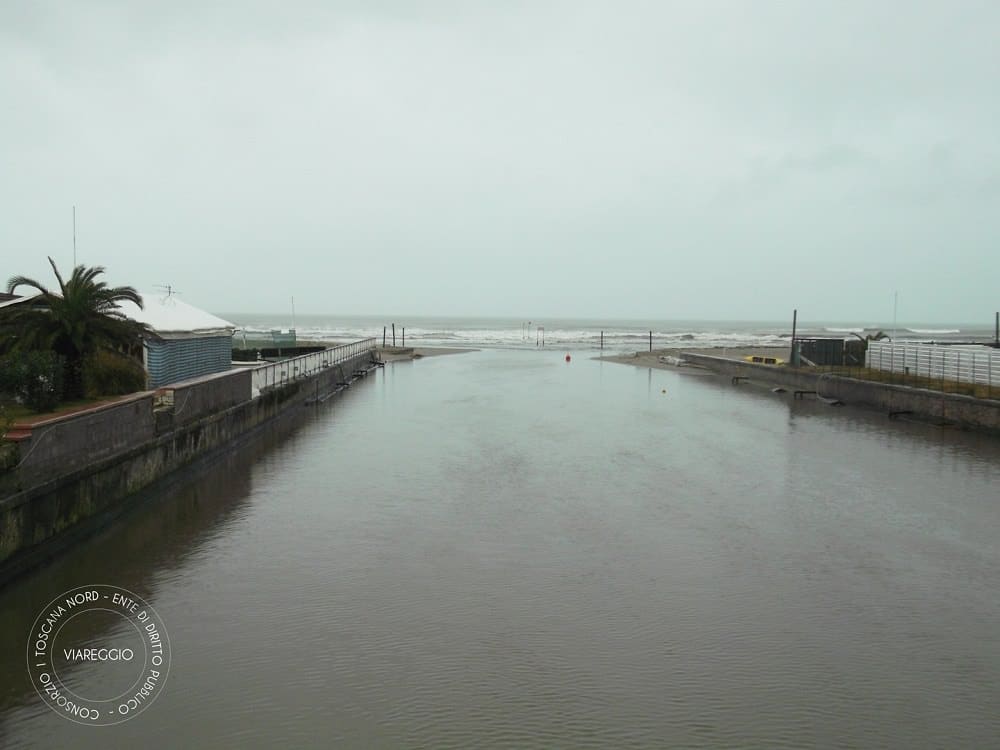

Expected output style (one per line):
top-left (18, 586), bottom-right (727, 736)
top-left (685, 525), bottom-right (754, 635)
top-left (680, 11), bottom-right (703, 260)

top-left (1, 350), bottom-right (999, 748)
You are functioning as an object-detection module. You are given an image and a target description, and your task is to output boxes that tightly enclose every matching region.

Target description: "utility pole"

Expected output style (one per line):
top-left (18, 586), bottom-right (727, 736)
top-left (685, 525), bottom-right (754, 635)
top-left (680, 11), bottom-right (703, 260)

top-left (790, 309), bottom-right (797, 365)
top-left (892, 291), bottom-right (898, 342)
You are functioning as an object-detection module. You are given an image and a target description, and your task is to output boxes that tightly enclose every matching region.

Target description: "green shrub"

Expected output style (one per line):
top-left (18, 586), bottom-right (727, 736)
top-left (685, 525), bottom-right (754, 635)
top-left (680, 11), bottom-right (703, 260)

top-left (0, 358), bottom-right (17, 396)
top-left (0, 351), bottom-right (65, 412)
top-left (83, 350), bottom-right (147, 397)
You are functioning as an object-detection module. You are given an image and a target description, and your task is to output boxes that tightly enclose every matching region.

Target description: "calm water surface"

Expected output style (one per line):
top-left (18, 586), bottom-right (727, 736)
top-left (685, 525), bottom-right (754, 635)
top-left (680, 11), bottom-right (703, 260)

top-left (1, 350), bottom-right (999, 748)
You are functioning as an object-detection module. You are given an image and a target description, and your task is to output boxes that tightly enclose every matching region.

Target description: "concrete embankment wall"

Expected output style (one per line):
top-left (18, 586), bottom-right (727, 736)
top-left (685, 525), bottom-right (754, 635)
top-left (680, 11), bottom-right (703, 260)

top-left (10, 393), bottom-right (158, 487)
top-left (0, 350), bottom-right (375, 584)
top-left (682, 353), bottom-right (1000, 434)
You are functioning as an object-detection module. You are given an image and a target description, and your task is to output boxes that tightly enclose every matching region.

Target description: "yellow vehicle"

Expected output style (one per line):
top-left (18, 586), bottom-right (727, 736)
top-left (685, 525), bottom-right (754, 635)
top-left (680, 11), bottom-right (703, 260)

top-left (744, 354), bottom-right (785, 365)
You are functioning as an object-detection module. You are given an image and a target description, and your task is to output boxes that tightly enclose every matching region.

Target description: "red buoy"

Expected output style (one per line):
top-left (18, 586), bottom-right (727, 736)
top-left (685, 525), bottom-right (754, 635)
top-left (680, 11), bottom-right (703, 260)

top-left (565, 354), bottom-right (571, 362)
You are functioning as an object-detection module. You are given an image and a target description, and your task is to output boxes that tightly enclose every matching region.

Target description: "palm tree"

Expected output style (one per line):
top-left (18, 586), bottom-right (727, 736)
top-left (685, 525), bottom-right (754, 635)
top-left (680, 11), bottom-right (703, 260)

top-left (2, 257), bottom-right (148, 398)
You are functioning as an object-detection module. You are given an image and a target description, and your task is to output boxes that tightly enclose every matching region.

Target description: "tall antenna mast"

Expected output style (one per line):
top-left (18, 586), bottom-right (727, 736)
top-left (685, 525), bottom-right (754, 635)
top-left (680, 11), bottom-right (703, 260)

top-left (892, 290), bottom-right (898, 341)
top-left (154, 284), bottom-right (180, 298)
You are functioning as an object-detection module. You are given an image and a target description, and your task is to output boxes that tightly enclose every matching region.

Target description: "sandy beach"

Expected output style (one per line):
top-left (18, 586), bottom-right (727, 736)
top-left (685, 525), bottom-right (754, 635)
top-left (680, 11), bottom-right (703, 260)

top-left (376, 346), bottom-right (478, 362)
top-left (294, 339), bottom-right (477, 362)
top-left (599, 346), bottom-right (789, 371)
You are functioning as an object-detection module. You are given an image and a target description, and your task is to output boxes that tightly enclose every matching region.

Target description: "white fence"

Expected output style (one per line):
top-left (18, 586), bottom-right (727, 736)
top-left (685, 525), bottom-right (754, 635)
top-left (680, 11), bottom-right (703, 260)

top-left (866, 342), bottom-right (1000, 386)
top-left (251, 338), bottom-right (377, 397)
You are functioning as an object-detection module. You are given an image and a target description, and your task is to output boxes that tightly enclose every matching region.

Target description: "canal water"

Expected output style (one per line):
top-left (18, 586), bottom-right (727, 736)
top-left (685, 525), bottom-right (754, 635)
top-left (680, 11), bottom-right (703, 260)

top-left (1, 350), bottom-right (999, 748)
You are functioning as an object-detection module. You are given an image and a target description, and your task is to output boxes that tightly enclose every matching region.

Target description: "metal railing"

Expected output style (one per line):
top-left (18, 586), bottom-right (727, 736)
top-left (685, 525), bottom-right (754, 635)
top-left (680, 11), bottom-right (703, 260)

top-left (251, 338), bottom-right (377, 397)
top-left (866, 342), bottom-right (1000, 387)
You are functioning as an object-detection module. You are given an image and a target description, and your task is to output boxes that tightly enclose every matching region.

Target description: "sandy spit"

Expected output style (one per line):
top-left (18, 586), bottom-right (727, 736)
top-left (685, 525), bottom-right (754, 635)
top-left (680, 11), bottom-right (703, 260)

top-left (598, 346), bottom-right (789, 372)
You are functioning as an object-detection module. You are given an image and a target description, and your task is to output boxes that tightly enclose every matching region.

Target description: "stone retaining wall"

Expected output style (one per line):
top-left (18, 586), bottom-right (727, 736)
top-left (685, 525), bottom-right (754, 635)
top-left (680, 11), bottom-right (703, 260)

top-left (0, 350), bottom-right (376, 584)
top-left (682, 353), bottom-right (1000, 433)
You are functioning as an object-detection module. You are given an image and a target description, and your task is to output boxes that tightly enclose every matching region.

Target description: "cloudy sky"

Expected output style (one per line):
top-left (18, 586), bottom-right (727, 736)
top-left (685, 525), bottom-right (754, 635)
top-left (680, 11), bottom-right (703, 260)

top-left (2, 1), bottom-right (997, 323)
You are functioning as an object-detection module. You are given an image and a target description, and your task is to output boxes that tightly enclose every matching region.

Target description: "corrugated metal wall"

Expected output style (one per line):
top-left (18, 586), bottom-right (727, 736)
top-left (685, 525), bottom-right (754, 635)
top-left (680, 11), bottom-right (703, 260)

top-left (867, 341), bottom-right (1000, 386)
top-left (145, 335), bottom-right (233, 387)
top-left (798, 338), bottom-right (845, 366)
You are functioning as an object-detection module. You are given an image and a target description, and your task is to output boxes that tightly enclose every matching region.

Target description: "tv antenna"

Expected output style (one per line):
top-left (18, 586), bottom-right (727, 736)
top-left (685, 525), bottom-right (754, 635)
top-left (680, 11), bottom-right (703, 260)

top-left (154, 284), bottom-right (181, 299)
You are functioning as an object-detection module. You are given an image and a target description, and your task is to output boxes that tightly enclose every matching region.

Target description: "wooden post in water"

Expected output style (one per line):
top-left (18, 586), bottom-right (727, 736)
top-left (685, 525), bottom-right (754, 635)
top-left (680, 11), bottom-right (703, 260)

top-left (383, 326), bottom-right (386, 347)
top-left (649, 330), bottom-right (652, 352)
top-left (402, 328), bottom-right (405, 347)
top-left (601, 331), bottom-right (604, 350)
top-left (392, 324), bottom-right (396, 347)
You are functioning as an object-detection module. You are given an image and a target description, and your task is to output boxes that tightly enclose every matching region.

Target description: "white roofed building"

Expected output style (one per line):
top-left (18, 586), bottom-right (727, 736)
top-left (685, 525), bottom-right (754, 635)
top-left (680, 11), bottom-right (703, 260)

top-left (117, 292), bottom-right (236, 388)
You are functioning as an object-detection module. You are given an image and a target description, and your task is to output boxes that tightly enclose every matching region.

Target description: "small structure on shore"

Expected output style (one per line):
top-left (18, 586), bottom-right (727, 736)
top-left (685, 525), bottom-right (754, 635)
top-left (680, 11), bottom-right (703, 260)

top-left (117, 292), bottom-right (236, 388)
top-left (792, 337), bottom-right (847, 366)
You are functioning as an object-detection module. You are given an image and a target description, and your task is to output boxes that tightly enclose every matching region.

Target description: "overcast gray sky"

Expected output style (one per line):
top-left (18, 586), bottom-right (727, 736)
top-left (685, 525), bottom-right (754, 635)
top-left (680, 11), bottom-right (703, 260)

top-left (2, 1), bottom-right (997, 322)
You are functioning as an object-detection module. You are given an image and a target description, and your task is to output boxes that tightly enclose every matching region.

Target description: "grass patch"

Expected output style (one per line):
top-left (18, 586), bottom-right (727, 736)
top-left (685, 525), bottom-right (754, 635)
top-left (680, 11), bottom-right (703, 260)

top-left (800, 367), bottom-right (1000, 400)
top-left (0, 397), bottom-right (103, 424)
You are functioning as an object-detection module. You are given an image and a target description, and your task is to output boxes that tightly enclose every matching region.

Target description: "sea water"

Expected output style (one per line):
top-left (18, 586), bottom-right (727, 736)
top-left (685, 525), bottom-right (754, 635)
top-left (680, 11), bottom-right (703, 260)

top-left (224, 314), bottom-right (988, 351)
